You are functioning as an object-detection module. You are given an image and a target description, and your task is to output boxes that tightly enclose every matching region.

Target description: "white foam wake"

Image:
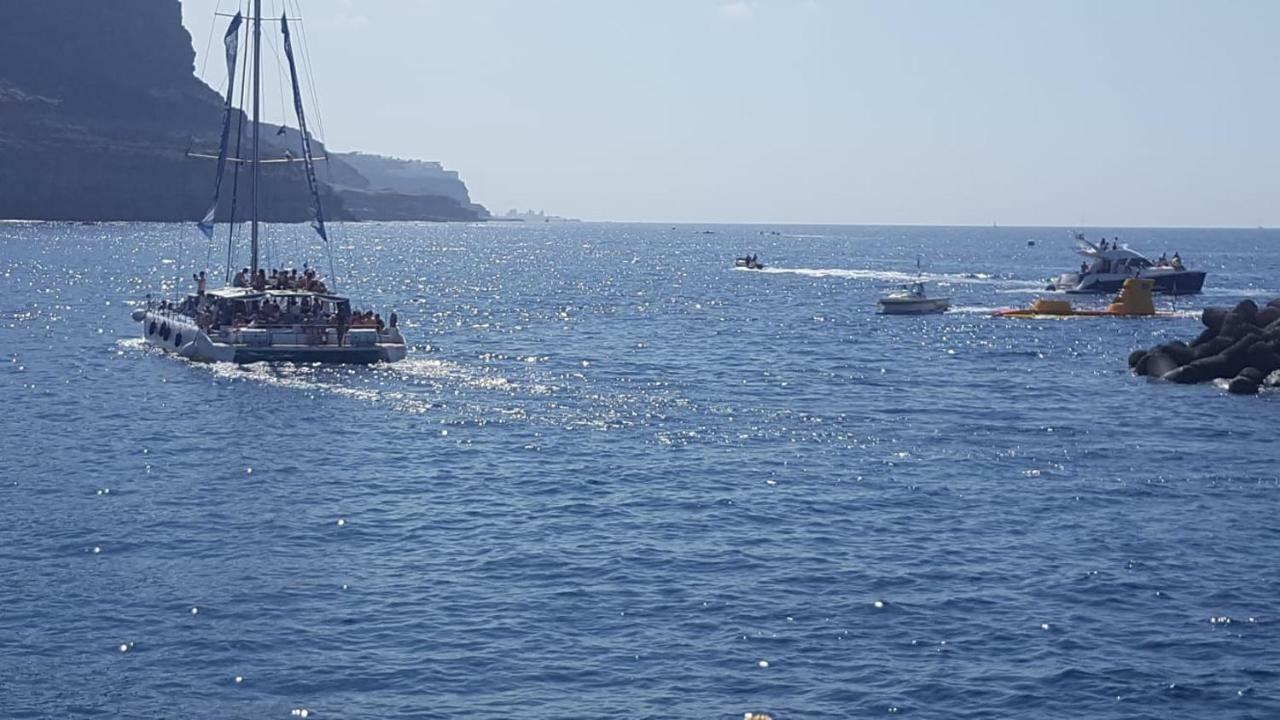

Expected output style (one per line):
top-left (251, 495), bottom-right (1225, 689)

top-left (743, 266), bottom-right (1044, 288)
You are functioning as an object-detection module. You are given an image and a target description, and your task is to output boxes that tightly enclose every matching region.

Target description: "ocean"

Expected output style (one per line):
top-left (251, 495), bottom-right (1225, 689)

top-left (2, 221), bottom-right (1278, 719)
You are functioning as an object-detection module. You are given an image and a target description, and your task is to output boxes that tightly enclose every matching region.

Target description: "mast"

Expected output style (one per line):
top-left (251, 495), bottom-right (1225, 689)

top-left (250, 0), bottom-right (262, 276)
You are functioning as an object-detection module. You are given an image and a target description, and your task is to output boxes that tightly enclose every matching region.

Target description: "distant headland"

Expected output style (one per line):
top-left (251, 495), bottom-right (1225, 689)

top-left (0, 0), bottom-right (487, 223)
top-left (495, 209), bottom-right (581, 223)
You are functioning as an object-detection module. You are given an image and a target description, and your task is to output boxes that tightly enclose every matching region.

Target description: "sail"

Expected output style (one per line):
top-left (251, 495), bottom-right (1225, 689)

top-left (198, 12), bottom-right (244, 240)
top-left (281, 15), bottom-right (329, 243)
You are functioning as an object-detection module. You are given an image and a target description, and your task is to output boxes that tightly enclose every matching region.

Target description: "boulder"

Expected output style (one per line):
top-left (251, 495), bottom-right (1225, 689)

top-left (1164, 358), bottom-right (1226, 384)
top-left (1201, 306), bottom-right (1230, 331)
top-left (1190, 327), bottom-right (1219, 347)
top-left (1160, 340), bottom-right (1194, 367)
top-left (1234, 299), bottom-right (1259, 322)
top-left (1255, 305), bottom-right (1280, 329)
top-left (1238, 367), bottom-right (1266, 383)
top-left (1228, 375), bottom-right (1260, 395)
top-left (1132, 298), bottom-right (1280, 395)
top-left (1138, 351), bottom-right (1179, 378)
top-left (1244, 343), bottom-right (1280, 375)
top-left (1219, 312), bottom-right (1251, 340)
top-left (1190, 336), bottom-right (1233, 361)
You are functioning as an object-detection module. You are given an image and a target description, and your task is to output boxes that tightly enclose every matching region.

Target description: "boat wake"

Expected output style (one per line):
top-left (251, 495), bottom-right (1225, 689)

top-left (748, 266), bottom-right (1043, 288)
top-left (946, 306), bottom-right (1008, 315)
top-left (114, 338), bottom-right (553, 415)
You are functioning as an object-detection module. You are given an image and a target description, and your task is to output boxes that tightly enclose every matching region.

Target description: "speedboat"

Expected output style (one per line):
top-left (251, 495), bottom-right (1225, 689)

top-left (134, 5), bottom-right (406, 365)
top-left (1047, 234), bottom-right (1206, 294)
top-left (735, 256), bottom-right (766, 270)
top-left (877, 281), bottom-right (950, 315)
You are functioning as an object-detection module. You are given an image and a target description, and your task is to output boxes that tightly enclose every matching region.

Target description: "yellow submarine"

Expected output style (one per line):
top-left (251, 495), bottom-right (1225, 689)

top-left (995, 278), bottom-right (1174, 319)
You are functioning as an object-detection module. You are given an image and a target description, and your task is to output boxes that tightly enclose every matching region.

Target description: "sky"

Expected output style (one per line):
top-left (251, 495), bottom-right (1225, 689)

top-left (180, 0), bottom-right (1280, 227)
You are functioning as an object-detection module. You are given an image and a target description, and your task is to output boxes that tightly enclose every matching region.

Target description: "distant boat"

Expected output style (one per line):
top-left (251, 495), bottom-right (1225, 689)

top-left (877, 281), bottom-right (950, 315)
top-left (1046, 233), bottom-right (1206, 295)
top-left (735, 255), bottom-right (766, 270)
top-left (133, 2), bottom-right (406, 364)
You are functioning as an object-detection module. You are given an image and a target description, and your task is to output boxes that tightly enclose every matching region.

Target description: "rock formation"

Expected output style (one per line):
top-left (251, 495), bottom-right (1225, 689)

top-left (0, 0), bottom-right (485, 222)
top-left (1130, 298), bottom-right (1280, 395)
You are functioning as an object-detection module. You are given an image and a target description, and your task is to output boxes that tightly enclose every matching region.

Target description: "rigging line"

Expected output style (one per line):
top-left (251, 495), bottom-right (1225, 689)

top-left (196, 0), bottom-right (224, 87)
top-left (259, 5), bottom-right (291, 127)
top-left (288, 2), bottom-right (330, 147)
top-left (287, 0), bottom-right (341, 287)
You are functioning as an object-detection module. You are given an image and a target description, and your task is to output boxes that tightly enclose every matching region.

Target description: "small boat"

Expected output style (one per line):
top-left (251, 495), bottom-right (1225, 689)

top-left (735, 256), bottom-right (766, 270)
top-left (1047, 233), bottom-right (1206, 294)
top-left (877, 281), bottom-right (950, 315)
top-left (996, 278), bottom-right (1174, 319)
top-left (134, 4), bottom-right (407, 364)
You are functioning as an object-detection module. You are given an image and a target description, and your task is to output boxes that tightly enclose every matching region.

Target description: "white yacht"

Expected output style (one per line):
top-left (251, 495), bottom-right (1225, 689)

top-left (1047, 234), bottom-right (1206, 295)
top-left (877, 281), bottom-right (950, 315)
top-left (133, 2), bottom-right (406, 364)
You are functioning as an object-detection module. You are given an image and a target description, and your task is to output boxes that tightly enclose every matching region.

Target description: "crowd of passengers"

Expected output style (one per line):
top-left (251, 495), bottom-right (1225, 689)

top-left (229, 267), bottom-right (329, 293)
top-left (169, 270), bottom-right (396, 341)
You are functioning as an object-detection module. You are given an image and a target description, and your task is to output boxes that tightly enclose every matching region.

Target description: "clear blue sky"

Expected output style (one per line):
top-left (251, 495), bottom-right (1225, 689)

top-left (182, 0), bottom-right (1280, 226)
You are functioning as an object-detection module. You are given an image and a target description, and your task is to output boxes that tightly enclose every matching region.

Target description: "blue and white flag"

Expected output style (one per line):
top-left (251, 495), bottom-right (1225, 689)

top-left (281, 15), bottom-right (329, 243)
top-left (199, 12), bottom-right (244, 239)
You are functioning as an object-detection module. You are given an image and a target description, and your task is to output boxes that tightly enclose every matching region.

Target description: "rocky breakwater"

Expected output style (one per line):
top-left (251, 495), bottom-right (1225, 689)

top-left (1130, 298), bottom-right (1280, 395)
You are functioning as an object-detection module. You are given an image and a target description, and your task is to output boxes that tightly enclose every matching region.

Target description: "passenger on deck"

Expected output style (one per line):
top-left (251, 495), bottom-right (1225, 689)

top-left (1171, 252), bottom-right (1184, 270)
top-left (193, 271), bottom-right (207, 296)
top-left (1100, 239), bottom-right (1108, 250)
top-left (1080, 261), bottom-right (1089, 275)
top-left (233, 268), bottom-right (248, 288)
top-left (389, 311), bottom-right (398, 329)
top-left (252, 270), bottom-right (267, 291)
top-left (375, 314), bottom-right (385, 332)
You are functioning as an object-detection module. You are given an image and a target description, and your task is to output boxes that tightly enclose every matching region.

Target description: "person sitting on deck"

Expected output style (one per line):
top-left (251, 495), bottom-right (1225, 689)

top-left (1171, 252), bottom-right (1184, 270)
top-left (389, 312), bottom-right (398, 329)
top-left (375, 313), bottom-right (385, 332)
top-left (252, 270), bottom-right (267, 291)
top-left (1080, 261), bottom-right (1089, 275)
top-left (233, 268), bottom-right (248, 288)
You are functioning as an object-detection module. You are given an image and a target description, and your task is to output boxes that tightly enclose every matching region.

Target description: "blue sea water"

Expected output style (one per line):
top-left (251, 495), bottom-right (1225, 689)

top-left (1, 221), bottom-right (1279, 719)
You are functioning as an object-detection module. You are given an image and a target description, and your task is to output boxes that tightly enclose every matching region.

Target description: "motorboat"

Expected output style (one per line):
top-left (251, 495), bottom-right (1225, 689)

top-left (1046, 234), bottom-right (1206, 295)
top-left (877, 281), bottom-right (950, 315)
top-left (134, 3), bottom-right (406, 364)
top-left (735, 256), bottom-right (766, 270)
top-left (996, 278), bottom-right (1174, 319)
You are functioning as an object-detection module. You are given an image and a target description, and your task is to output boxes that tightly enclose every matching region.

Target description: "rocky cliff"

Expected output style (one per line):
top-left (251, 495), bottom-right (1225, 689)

top-left (0, 0), bottom-right (484, 222)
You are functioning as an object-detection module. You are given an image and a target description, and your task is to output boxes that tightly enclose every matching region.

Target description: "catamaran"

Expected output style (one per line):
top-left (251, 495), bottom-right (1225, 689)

top-left (132, 1), bottom-right (407, 364)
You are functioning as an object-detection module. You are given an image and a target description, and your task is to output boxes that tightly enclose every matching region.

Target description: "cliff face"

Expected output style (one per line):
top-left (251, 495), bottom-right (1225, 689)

top-left (0, 0), bottom-right (483, 222)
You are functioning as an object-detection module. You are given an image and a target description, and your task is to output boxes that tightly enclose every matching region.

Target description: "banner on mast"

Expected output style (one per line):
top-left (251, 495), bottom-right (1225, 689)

top-left (198, 13), bottom-right (244, 240)
top-left (281, 14), bottom-right (329, 243)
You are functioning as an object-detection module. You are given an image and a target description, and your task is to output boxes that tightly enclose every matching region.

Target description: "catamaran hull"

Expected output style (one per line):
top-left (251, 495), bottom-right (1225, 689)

top-left (139, 312), bottom-right (407, 364)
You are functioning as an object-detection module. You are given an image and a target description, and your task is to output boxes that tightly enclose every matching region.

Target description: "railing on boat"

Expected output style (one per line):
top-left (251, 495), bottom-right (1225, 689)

top-left (144, 300), bottom-right (398, 348)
